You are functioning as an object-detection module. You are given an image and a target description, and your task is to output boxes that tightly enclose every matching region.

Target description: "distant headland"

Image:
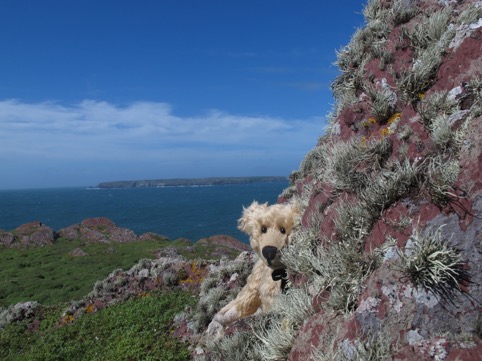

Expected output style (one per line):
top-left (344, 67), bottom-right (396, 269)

top-left (96, 176), bottom-right (288, 188)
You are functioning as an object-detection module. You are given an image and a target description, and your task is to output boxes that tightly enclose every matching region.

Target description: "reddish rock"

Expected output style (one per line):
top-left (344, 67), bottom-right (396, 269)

top-left (80, 217), bottom-right (116, 229)
top-left (109, 227), bottom-right (138, 243)
top-left (79, 226), bottom-right (108, 243)
top-left (139, 232), bottom-right (169, 242)
top-left (197, 235), bottom-right (250, 252)
top-left (15, 221), bottom-right (44, 233)
top-left (58, 217), bottom-right (140, 244)
top-left (0, 232), bottom-right (15, 246)
top-left (56, 225), bottom-right (80, 240)
top-left (433, 27), bottom-right (482, 93)
top-left (288, 310), bottom-right (343, 360)
top-left (0, 221), bottom-right (54, 247)
top-left (446, 342), bottom-right (482, 361)
top-left (250, 1), bottom-right (482, 360)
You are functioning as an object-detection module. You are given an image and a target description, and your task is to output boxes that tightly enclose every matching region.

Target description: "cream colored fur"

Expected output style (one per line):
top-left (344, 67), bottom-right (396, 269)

top-left (207, 201), bottom-right (298, 337)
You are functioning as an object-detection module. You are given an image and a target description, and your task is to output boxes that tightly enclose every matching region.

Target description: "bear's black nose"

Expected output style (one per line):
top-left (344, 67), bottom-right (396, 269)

top-left (262, 246), bottom-right (278, 263)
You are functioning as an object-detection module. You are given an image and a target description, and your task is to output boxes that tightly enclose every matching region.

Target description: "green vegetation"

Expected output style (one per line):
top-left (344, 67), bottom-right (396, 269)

top-left (0, 237), bottom-right (236, 307)
top-left (0, 238), bottom-right (161, 306)
top-left (0, 291), bottom-right (195, 361)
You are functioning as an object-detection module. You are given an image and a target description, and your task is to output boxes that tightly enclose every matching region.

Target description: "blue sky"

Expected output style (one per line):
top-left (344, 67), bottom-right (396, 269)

top-left (0, 1), bottom-right (365, 189)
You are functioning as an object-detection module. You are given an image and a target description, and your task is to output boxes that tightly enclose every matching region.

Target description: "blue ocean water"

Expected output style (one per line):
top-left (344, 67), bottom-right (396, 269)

top-left (0, 182), bottom-right (288, 243)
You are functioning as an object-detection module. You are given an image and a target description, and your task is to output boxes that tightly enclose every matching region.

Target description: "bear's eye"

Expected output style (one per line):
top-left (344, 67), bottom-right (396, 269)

top-left (280, 227), bottom-right (286, 234)
top-left (261, 225), bottom-right (267, 233)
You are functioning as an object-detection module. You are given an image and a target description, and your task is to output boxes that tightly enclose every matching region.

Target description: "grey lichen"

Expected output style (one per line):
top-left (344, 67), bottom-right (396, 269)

top-left (192, 253), bottom-right (254, 332)
top-left (398, 226), bottom-right (467, 301)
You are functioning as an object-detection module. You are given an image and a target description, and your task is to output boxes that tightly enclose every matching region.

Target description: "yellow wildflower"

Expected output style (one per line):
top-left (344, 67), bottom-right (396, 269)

top-left (62, 314), bottom-right (75, 324)
top-left (85, 303), bottom-right (95, 314)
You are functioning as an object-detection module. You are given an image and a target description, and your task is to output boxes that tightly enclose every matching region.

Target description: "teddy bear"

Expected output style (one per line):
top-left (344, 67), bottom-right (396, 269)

top-left (207, 200), bottom-right (298, 336)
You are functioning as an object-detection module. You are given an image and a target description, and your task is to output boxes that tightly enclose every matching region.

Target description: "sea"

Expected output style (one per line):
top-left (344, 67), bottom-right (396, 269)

top-left (0, 182), bottom-right (289, 244)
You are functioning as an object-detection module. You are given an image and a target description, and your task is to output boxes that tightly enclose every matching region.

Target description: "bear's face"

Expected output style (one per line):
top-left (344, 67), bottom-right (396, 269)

top-left (238, 201), bottom-right (297, 269)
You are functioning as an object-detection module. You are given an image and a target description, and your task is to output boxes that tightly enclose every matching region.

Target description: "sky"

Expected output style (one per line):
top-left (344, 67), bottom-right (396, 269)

top-left (0, 1), bottom-right (365, 189)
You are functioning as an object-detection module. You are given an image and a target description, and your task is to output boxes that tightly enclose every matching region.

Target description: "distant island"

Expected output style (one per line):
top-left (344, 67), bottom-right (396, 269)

top-left (96, 176), bottom-right (288, 188)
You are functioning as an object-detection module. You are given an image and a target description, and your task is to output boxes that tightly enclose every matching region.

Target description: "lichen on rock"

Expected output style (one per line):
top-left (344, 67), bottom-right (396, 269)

top-left (190, 0), bottom-right (482, 359)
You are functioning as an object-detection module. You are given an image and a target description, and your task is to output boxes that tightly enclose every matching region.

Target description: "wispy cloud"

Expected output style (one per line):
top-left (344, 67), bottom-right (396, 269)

top-left (0, 99), bottom-right (324, 188)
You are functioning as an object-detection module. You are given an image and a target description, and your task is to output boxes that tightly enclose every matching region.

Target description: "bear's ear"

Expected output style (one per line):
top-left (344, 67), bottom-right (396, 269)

top-left (238, 201), bottom-right (268, 236)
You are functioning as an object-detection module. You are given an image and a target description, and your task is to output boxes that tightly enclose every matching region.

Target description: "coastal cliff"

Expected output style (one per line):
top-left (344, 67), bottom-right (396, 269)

top-left (193, 0), bottom-right (482, 359)
top-left (96, 176), bottom-right (288, 188)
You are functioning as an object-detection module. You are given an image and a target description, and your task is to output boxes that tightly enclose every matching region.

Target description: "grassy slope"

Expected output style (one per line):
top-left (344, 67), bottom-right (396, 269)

top-left (0, 237), bottom-right (240, 307)
top-left (0, 291), bottom-right (196, 361)
top-left (0, 235), bottom-right (238, 360)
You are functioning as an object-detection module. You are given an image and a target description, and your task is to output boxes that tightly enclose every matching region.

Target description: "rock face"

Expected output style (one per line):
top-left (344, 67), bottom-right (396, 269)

top-left (193, 1), bottom-right (482, 360)
top-left (285, 0), bottom-right (482, 358)
top-left (57, 217), bottom-right (139, 243)
top-left (0, 221), bottom-right (54, 248)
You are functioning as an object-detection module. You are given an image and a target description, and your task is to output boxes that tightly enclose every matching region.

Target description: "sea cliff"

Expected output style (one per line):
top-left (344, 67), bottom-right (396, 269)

top-left (193, 0), bottom-right (482, 359)
top-left (96, 176), bottom-right (287, 188)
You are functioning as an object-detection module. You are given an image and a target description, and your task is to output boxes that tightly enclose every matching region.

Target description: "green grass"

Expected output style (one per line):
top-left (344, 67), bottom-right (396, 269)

top-left (0, 237), bottom-right (238, 307)
top-left (0, 291), bottom-right (196, 361)
top-left (0, 238), bottom-right (160, 306)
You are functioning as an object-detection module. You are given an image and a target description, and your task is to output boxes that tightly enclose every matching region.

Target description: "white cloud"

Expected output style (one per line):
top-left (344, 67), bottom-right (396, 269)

top-left (0, 99), bottom-right (324, 188)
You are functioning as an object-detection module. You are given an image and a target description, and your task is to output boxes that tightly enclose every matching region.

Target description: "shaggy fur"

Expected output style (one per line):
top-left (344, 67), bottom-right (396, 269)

top-left (207, 201), bottom-right (298, 337)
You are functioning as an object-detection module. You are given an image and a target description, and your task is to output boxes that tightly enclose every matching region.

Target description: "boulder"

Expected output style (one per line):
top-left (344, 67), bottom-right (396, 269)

top-left (0, 221), bottom-right (54, 248)
top-left (80, 217), bottom-right (116, 229)
top-left (58, 217), bottom-right (139, 244)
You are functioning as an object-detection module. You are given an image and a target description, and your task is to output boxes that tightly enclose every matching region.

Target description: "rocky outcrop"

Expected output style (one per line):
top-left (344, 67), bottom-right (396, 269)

top-left (193, 1), bottom-right (482, 360)
top-left (57, 217), bottom-right (139, 243)
top-left (0, 301), bottom-right (40, 329)
top-left (0, 218), bottom-right (249, 262)
top-left (55, 251), bottom-right (254, 343)
top-left (196, 235), bottom-right (250, 255)
top-left (0, 221), bottom-right (54, 248)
